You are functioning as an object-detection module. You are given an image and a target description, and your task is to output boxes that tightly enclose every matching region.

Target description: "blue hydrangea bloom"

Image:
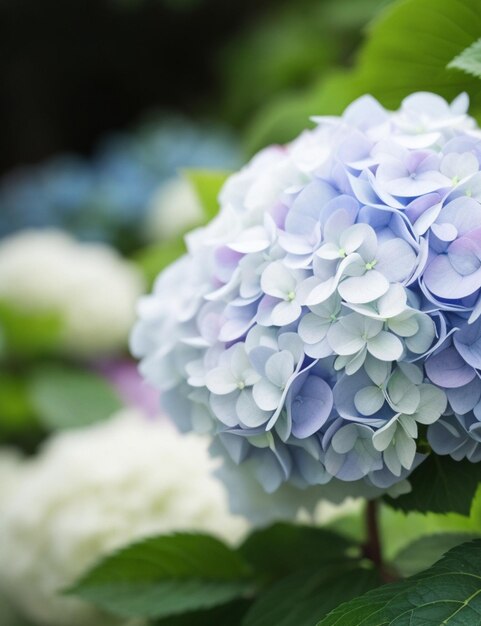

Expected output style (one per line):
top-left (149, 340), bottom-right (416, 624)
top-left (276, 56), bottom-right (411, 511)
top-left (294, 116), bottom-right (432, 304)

top-left (0, 118), bottom-right (240, 249)
top-left (132, 92), bottom-right (481, 500)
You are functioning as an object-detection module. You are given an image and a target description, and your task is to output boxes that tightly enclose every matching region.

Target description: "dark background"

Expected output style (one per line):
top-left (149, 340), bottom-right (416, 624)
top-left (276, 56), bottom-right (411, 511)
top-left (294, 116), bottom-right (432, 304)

top-left (0, 0), bottom-right (293, 172)
top-left (0, 0), bottom-right (375, 174)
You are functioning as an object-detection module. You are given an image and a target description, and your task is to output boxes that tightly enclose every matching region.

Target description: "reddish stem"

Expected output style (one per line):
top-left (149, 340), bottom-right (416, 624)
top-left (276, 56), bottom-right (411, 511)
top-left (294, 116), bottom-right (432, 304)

top-left (363, 499), bottom-right (397, 582)
top-left (364, 499), bottom-right (383, 568)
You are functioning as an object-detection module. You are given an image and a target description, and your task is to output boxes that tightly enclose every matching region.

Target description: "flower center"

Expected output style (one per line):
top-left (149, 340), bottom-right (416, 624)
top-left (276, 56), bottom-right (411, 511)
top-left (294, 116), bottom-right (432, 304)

top-left (365, 259), bottom-right (377, 271)
top-left (237, 381), bottom-right (245, 390)
top-left (338, 247), bottom-right (346, 258)
top-left (286, 291), bottom-right (296, 301)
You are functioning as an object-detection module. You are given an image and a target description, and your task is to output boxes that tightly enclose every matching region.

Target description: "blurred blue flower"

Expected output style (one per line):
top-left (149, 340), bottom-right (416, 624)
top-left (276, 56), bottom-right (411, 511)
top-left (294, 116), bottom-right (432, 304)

top-left (0, 117), bottom-right (241, 250)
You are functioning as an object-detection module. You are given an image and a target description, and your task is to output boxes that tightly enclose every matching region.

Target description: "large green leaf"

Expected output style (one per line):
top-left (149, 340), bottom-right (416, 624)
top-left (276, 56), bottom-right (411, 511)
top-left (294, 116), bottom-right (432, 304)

top-left (356, 0), bottom-right (481, 106)
top-left (318, 539), bottom-right (481, 625)
top-left (384, 454), bottom-right (481, 515)
top-left (243, 567), bottom-right (379, 626)
top-left (27, 365), bottom-right (122, 430)
top-left (68, 533), bottom-right (253, 619)
top-left (247, 0), bottom-right (481, 152)
top-left (449, 37), bottom-right (481, 79)
top-left (154, 599), bottom-right (251, 626)
top-left (393, 533), bottom-right (480, 577)
top-left (239, 523), bottom-right (357, 581)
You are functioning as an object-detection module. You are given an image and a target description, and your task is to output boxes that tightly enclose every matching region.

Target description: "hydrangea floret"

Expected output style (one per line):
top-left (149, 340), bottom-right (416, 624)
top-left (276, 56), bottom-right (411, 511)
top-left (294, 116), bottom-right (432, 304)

top-left (132, 92), bottom-right (481, 499)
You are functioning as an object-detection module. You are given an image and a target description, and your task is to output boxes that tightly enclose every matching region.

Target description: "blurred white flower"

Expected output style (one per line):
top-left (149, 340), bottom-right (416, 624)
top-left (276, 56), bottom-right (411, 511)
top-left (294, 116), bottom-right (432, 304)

top-left (0, 229), bottom-right (144, 356)
top-left (0, 410), bottom-right (248, 626)
top-left (0, 449), bottom-right (24, 505)
top-left (144, 177), bottom-right (204, 241)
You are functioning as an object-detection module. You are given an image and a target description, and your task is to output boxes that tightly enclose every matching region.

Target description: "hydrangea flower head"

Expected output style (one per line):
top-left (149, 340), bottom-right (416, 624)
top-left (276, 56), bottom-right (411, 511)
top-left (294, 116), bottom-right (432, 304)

top-left (0, 411), bottom-right (247, 626)
top-left (132, 92), bottom-right (481, 501)
top-left (0, 229), bottom-right (144, 356)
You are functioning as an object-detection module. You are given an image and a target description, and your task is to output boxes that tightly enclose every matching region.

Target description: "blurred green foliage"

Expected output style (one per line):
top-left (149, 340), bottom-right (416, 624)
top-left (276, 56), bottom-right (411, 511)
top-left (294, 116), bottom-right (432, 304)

top-left (0, 302), bottom-right (63, 359)
top-left (133, 169), bottom-right (229, 288)
top-left (220, 0), bottom-right (389, 126)
top-left (27, 365), bottom-right (123, 431)
top-left (246, 0), bottom-right (481, 152)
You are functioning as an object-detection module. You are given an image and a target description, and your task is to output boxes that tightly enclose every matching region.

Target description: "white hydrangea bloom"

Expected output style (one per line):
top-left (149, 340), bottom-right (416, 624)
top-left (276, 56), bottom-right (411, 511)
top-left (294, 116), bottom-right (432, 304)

top-left (144, 177), bottom-right (204, 241)
top-left (0, 229), bottom-right (144, 356)
top-left (0, 449), bottom-right (24, 505)
top-left (0, 410), bottom-right (248, 626)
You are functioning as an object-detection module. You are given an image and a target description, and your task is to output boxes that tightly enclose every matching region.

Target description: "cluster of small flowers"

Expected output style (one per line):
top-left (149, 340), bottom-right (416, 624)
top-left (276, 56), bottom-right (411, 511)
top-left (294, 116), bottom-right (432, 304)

top-left (0, 118), bottom-right (240, 250)
top-left (0, 411), bottom-right (247, 626)
top-left (132, 93), bottom-right (481, 498)
top-left (0, 229), bottom-right (144, 356)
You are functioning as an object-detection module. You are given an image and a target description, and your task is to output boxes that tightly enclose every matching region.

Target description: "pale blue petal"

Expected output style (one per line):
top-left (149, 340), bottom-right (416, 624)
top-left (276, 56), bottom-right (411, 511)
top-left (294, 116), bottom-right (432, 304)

top-left (265, 350), bottom-right (295, 387)
top-left (367, 331), bottom-right (403, 361)
top-left (206, 367), bottom-right (238, 395)
top-left (271, 300), bottom-right (302, 326)
top-left (354, 386), bottom-right (385, 416)
top-left (236, 390), bottom-right (271, 427)
top-left (253, 378), bottom-right (284, 411)
top-left (338, 271), bottom-right (389, 304)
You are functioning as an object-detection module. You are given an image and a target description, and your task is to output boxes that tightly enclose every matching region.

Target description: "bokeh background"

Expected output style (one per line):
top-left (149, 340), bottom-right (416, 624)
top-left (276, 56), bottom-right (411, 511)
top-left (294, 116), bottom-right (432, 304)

top-left (0, 0), bottom-right (386, 453)
top-left (3, 1), bottom-right (481, 624)
top-left (0, 4), bottom-right (385, 623)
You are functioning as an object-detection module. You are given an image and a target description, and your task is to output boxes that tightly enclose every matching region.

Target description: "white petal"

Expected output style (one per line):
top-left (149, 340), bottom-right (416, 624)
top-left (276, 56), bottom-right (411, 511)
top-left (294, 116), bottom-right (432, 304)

top-left (338, 271), bottom-right (389, 304)
top-left (252, 379), bottom-right (283, 411)
top-left (236, 390), bottom-right (270, 427)
top-left (367, 331), bottom-right (403, 361)
top-left (271, 300), bottom-right (302, 326)
top-left (298, 312), bottom-right (330, 344)
top-left (327, 323), bottom-right (365, 356)
top-left (372, 417), bottom-right (397, 451)
top-left (354, 386), bottom-right (385, 416)
top-left (205, 367), bottom-right (238, 395)
top-left (265, 350), bottom-right (295, 387)
top-left (261, 261), bottom-right (296, 299)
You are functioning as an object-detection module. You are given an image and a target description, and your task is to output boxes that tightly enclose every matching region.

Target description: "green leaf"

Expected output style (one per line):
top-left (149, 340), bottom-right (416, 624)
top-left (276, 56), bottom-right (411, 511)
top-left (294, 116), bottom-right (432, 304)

top-left (243, 566), bottom-right (379, 626)
top-left (393, 533), bottom-right (480, 577)
top-left (247, 0), bottom-right (481, 152)
top-left (384, 454), bottom-right (481, 515)
top-left (133, 238), bottom-right (186, 289)
top-left (183, 169), bottom-right (231, 220)
top-left (0, 301), bottom-right (63, 358)
top-left (318, 539), bottom-right (481, 625)
top-left (27, 365), bottom-right (122, 430)
top-left (154, 599), bottom-right (251, 626)
top-left (239, 523), bottom-right (358, 581)
top-left (68, 533), bottom-right (253, 619)
top-left (356, 0), bottom-right (481, 106)
top-left (449, 37), bottom-right (481, 79)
